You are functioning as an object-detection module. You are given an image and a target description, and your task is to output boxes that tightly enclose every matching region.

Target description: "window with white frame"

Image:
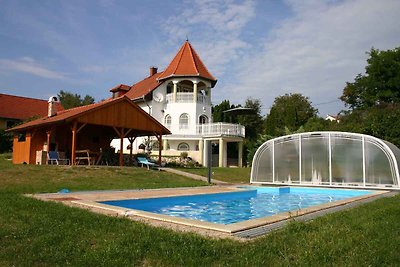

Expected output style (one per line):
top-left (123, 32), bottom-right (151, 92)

top-left (179, 113), bottom-right (189, 129)
top-left (165, 114), bottom-right (172, 129)
top-left (199, 115), bottom-right (208, 124)
top-left (178, 142), bottom-right (190, 151)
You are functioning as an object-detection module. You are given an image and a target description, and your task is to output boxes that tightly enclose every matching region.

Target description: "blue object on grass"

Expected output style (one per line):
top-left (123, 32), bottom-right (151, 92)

top-left (58, 188), bottom-right (70, 193)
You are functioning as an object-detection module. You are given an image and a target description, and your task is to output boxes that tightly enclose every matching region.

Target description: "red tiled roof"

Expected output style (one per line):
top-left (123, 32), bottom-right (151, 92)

top-left (122, 41), bottom-right (217, 100)
top-left (158, 41), bottom-right (217, 83)
top-left (8, 96), bottom-right (170, 135)
top-left (0, 93), bottom-right (64, 120)
top-left (110, 84), bottom-right (131, 92)
top-left (125, 71), bottom-right (165, 100)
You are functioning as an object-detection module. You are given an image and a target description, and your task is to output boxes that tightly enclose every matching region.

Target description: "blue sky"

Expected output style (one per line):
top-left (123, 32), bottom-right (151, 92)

top-left (0, 0), bottom-right (399, 116)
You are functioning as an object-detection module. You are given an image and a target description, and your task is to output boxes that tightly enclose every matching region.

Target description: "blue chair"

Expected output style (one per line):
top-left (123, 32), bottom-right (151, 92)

top-left (48, 151), bottom-right (70, 165)
top-left (137, 156), bottom-right (158, 170)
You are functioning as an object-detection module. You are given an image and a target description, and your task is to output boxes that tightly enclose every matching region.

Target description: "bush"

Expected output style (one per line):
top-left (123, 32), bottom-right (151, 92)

top-left (180, 152), bottom-right (188, 159)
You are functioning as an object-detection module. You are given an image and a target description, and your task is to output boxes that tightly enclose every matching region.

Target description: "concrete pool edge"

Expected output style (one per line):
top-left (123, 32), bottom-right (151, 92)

top-left (29, 186), bottom-right (392, 238)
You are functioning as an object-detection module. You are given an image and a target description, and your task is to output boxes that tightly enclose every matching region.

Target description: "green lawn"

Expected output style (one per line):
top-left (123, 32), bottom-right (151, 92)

top-left (1, 153), bottom-right (400, 266)
top-left (177, 167), bottom-right (251, 183)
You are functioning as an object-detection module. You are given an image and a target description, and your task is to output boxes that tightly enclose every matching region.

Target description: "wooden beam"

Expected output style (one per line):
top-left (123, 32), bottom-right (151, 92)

top-left (123, 128), bottom-right (133, 138)
top-left (158, 134), bottom-right (162, 166)
top-left (71, 121), bottom-right (77, 165)
top-left (119, 128), bottom-right (124, 167)
top-left (76, 123), bottom-right (87, 133)
top-left (113, 126), bottom-right (121, 137)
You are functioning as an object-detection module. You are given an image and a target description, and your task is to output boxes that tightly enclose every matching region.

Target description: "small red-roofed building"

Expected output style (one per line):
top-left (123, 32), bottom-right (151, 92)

top-left (0, 93), bottom-right (64, 129)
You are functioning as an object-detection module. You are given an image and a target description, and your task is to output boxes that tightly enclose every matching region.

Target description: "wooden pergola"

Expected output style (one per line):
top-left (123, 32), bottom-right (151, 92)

top-left (8, 96), bottom-right (170, 166)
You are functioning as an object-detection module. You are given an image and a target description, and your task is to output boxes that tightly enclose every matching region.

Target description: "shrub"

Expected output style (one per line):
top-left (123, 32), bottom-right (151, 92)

top-left (180, 152), bottom-right (188, 159)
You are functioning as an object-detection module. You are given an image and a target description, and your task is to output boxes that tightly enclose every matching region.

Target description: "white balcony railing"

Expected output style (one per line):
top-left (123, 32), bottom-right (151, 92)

top-left (169, 123), bottom-right (245, 137)
top-left (166, 93), bottom-right (209, 104)
top-left (197, 123), bottom-right (245, 137)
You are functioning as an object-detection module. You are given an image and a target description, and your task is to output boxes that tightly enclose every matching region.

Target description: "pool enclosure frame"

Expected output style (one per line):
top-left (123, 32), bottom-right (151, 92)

top-left (250, 132), bottom-right (400, 190)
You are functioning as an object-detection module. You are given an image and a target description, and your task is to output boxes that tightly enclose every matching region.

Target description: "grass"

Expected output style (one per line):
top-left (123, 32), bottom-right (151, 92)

top-left (1, 153), bottom-right (400, 266)
top-left (0, 155), bottom-right (206, 194)
top-left (176, 167), bottom-right (251, 183)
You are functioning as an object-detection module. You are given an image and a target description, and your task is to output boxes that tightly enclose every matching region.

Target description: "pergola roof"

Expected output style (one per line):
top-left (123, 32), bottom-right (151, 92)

top-left (8, 95), bottom-right (170, 136)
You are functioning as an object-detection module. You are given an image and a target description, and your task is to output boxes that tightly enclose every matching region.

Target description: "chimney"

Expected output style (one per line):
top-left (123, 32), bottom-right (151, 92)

top-left (149, 66), bottom-right (158, 76)
top-left (48, 96), bottom-right (59, 117)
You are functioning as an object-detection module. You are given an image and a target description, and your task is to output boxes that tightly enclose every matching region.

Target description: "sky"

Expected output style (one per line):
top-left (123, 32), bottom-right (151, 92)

top-left (0, 0), bottom-right (399, 116)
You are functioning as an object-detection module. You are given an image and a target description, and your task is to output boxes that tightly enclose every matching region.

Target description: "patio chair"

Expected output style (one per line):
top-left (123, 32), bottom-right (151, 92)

top-left (137, 156), bottom-right (158, 170)
top-left (48, 151), bottom-right (70, 165)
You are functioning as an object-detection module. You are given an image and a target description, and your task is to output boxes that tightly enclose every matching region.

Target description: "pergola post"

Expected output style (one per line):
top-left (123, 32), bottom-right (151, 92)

top-left (71, 121), bottom-right (77, 165)
top-left (113, 127), bottom-right (133, 167)
top-left (158, 134), bottom-right (162, 166)
top-left (71, 122), bottom-right (86, 165)
top-left (128, 137), bottom-right (136, 166)
top-left (46, 130), bottom-right (51, 151)
top-left (46, 130), bottom-right (51, 164)
top-left (119, 128), bottom-right (124, 167)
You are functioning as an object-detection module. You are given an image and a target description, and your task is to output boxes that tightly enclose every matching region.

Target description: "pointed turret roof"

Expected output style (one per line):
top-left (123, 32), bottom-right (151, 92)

top-left (158, 41), bottom-right (217, 86)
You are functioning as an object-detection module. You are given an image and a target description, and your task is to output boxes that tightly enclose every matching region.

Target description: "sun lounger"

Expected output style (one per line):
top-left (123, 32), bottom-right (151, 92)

top-left (137, 156), bottom-right (158, 170)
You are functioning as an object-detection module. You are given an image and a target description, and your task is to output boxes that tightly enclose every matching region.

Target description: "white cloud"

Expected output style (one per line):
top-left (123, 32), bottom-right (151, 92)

top-left (224, 0), bottom-right (400, 115)
top-left (162, 0), bottom-right (255, 76)
top-left (0, 57), bottom-right (67, 80)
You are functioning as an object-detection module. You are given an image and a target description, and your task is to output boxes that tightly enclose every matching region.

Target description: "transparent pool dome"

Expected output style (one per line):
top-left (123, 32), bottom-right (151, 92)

top-left (250, 132), bottom-right (400, 189)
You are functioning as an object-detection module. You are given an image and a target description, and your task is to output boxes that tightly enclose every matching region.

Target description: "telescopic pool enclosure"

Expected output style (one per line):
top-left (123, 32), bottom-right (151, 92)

top-left (251, 132), bottom-right (400, 189)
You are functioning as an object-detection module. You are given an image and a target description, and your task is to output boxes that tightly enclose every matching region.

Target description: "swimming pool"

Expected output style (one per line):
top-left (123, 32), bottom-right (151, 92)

top-left (100, 187), bottom-right (374, 225)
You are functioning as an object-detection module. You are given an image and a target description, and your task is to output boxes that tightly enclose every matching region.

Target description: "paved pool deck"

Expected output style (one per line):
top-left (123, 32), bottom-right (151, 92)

top-left (30, 185), bottom-right (392, 240)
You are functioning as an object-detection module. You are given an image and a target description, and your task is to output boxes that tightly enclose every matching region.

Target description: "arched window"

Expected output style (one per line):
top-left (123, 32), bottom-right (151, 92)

top-left (165, 115), bottom-right (172, 129)
top-left (178, 142), bottom-right (190, 151)
top-left (179, 113), bottom-right (189, 129)
top-left (199, 115), bottom-right (208, 124)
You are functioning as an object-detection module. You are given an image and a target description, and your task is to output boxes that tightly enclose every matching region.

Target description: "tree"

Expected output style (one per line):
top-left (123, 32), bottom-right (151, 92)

top-left (58, 90), bottom-right (95, 109)
top-left (334, 105), bottom-right (400, 147)
top-left (212, 98), bottom-right (264, 166)
top-left (337, 46), bottom-right (400, 147)
top-left (340, 47), bottom-right (400, 109)
top-left (237, 98), bottom-right (264, 141)
top-left (303, 117), bottom-right (332, 132)
top-left (212, 100), bottom-right (236, 123)
top-left (236, 98), bottom-right (265, 165)
top-left (265, 93), bottom-right (318, 136)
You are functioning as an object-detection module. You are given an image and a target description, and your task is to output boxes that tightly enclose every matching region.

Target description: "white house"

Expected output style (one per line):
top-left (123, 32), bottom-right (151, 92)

top-left (325, 114), bottom-right (340, 123)
top-left (110, 41), bottom-right (245, 167)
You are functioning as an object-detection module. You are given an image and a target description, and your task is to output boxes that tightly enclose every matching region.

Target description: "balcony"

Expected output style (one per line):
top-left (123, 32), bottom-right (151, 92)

top-left (166, 92), bottom-right (209, 104)
top-left (198, 123), bottom-right (245, 137)
top-left (172, 123), bottom-right (245, 138)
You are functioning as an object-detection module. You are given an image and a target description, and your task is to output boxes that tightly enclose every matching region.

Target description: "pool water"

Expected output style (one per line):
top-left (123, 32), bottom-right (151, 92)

top-left (100, 187), bottom-right (373, 225)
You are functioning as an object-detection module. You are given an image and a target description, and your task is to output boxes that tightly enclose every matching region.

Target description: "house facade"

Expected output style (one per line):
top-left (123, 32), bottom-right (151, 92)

top-left (111, 41), bottom-right (245, 167)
